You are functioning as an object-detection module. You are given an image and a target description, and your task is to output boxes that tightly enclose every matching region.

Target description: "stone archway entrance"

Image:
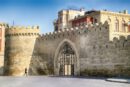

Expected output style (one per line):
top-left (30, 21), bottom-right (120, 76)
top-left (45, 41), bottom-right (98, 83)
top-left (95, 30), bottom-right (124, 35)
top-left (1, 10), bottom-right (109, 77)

top-left (58, 42), bottom-right (76, 76)
top-left (54, 39), bottom-right (79, 76)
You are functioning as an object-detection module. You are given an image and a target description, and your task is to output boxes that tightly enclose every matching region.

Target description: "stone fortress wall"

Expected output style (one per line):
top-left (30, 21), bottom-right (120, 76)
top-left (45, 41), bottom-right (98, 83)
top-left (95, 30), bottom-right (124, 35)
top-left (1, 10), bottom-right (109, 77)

top-left (4, 26), bottom-right (40, 76)
top-left (28, 21), bottom-right (130, 77)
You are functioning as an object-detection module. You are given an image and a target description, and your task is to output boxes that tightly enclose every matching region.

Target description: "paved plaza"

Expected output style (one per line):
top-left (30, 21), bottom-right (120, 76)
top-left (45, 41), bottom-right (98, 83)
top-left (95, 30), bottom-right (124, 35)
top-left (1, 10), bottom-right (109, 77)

top-left (0, 76), bottom-right (129, 87)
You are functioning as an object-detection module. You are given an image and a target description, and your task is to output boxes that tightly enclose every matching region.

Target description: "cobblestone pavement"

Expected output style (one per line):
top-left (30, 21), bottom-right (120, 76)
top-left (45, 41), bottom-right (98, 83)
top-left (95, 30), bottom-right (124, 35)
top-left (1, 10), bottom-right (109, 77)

top-left (0, 76), bottom-right (129, 87)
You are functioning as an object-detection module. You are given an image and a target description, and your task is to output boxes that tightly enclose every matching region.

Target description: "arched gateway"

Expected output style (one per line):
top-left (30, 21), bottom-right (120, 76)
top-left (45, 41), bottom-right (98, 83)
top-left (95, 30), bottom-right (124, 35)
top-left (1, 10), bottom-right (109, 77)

top-left (54, 39), bottom-right (79, 76)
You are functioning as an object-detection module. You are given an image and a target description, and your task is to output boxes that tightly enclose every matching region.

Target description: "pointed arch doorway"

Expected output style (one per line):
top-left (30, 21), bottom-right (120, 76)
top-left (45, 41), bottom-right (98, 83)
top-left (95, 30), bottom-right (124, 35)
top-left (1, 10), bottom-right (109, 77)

top-left (54, 39), bottom-right (79, 76)
top-left (59, 42), bottom-right (75, 76)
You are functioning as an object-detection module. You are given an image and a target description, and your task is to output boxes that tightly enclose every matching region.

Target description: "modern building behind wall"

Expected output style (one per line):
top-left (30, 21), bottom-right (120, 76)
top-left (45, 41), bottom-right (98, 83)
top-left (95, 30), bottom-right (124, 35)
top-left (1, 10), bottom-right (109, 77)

top-left (0, 8), bottom-right (130, 76)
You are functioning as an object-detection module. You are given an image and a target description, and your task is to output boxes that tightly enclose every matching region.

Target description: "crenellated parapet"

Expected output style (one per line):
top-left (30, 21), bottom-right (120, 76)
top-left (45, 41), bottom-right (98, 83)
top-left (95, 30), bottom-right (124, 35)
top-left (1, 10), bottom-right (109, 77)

top-left (0, 23), bottom-right (8, 26)
top-left (40, 21), bottom-right (109, 40)
top-left (110, 35), bottom-right (130, 48)
top-left (0, 23), bottom-right (9, 28)
top-left (5, 25), bottom-right (40, 37)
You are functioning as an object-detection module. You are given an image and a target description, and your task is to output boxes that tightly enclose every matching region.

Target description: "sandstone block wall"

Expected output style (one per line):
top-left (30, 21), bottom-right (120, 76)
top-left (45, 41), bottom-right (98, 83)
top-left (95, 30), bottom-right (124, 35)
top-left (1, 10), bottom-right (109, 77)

top-left (29, 21), bottom-right (130, 77)
top-left (29, 28), bottom-right (80, 75)
top-left (4, 21), bottom-right (130, 77)
top-left (4, 26), bottom-right (40, 76)
top-left (79, 22), bottom-right (130, 77)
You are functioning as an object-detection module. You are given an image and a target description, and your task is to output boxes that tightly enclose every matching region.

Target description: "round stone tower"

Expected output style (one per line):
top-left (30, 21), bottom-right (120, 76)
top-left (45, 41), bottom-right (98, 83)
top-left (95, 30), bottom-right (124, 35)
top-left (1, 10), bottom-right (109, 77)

top-left (4, 25), bottom-right (40, 76)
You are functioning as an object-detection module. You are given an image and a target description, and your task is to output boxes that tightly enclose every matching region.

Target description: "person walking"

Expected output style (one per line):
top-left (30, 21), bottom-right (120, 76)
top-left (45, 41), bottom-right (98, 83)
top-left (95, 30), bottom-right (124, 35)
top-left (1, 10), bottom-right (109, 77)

top-left (24, 68), bottom-right (28, 76)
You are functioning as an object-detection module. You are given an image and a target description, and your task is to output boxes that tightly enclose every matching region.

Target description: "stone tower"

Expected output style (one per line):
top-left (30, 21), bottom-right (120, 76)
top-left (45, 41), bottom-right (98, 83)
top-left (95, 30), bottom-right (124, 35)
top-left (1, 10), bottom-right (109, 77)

top-left (4, 26), bottom-right (40, 76)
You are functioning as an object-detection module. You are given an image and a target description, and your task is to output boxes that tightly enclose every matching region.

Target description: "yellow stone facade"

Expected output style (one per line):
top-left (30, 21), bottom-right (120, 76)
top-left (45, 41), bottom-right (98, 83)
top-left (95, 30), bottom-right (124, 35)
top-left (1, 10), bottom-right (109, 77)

top-left (100, 10), bottom-right (130, 40)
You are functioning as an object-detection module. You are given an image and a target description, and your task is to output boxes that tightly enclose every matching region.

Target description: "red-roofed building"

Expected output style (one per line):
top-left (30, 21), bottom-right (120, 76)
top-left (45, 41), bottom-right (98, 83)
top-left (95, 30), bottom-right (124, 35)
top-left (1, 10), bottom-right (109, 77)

top-left (71, 16), bottom-right (93, 27)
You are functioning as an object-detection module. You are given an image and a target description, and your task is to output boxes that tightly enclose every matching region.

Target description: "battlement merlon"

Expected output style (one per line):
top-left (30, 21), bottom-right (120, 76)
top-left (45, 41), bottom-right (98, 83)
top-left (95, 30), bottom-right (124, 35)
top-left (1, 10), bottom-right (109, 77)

top-left (5, 25), bottom-right (40, 36)
top-left (0, 23), bottom-right (9, 28)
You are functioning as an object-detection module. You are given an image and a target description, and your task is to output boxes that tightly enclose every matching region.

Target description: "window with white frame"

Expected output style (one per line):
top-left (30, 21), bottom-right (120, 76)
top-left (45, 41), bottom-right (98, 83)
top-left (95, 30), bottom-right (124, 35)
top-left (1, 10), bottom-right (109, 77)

top-left (115, 19), bottom-right (119, 32)
top-left (122, 20), bottom-right (125, 32)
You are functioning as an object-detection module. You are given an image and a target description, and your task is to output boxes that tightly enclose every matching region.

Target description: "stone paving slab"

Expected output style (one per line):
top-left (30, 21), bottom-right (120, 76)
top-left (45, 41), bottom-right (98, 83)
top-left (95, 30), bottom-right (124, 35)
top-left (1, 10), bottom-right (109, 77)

top-left (0, 76), bottom-right (129, 87)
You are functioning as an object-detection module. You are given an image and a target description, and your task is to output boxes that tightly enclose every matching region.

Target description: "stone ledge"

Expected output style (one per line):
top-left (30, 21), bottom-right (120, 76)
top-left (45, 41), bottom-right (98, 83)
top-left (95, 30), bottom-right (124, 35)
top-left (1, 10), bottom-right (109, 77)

top-left (106, 78), bottom-right (130, 83)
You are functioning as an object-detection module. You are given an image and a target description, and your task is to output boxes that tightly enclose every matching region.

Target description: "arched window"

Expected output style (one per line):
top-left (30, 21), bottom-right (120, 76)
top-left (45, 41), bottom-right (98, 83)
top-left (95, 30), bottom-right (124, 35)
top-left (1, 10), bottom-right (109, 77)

top-left (122, 20), bottom-right (125, 32)
top-left (115, 19), bottom-right (119, 32)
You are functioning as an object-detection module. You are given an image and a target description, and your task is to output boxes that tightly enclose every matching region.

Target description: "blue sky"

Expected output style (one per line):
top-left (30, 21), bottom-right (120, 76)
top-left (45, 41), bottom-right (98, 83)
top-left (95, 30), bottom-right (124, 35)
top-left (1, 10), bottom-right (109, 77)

top-left (0, 0), bottom-right (130, 33)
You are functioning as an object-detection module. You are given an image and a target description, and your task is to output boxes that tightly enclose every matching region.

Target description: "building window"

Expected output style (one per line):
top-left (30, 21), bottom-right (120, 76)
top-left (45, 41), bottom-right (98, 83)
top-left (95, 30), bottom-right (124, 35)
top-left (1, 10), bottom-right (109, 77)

top-left (59, 17), bottom-right (62, 23)
top-left (91, 17), bottom-right (93, 24)
top-left (115, 19), bottom-right (119, 32)
top-left (122, 20), bottom-right (125, 32)
top-left (94, 19), bottom-right (97, 23)
top-left (128, 21), bottom-right (130, 32)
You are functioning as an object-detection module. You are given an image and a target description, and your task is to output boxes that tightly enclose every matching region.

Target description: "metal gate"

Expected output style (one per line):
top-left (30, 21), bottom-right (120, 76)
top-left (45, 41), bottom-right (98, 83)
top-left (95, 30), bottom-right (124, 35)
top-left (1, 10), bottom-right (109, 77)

top-left (59, 42), bottom-right (76, 76)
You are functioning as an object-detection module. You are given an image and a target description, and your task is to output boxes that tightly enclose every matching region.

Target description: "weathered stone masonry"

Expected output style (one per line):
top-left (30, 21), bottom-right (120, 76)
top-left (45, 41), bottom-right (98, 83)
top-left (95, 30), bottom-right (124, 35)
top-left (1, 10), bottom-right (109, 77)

top-left (2, 9), bottom-right (130, 76)
top-left (28, 22), bottom-right (130, 77)
top-left (4, 26), bottom-right (39, 76)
